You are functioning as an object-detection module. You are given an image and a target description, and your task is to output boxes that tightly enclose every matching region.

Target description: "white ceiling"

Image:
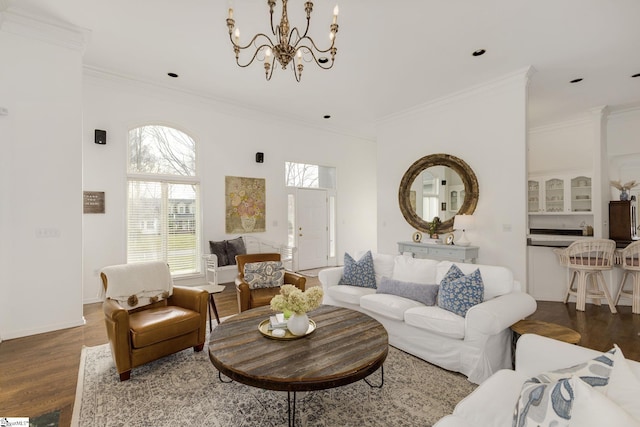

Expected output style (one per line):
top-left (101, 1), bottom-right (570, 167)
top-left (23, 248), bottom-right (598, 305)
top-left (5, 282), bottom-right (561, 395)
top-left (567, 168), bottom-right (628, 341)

top-left (10, 0), bottom-right (640, 139)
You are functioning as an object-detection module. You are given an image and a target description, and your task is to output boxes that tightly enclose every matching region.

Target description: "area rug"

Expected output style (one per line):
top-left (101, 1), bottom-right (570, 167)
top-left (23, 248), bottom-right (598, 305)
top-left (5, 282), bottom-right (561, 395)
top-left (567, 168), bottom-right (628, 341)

top-left (72, 343), bottom-right (476, 427)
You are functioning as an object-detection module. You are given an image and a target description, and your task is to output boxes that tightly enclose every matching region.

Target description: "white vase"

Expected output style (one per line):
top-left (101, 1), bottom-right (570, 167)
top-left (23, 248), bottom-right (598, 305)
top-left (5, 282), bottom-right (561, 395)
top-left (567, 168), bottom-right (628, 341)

top-left (287, 312), bottom-right (309, 336)
top-left (240, 216), bottom-right (256, 231)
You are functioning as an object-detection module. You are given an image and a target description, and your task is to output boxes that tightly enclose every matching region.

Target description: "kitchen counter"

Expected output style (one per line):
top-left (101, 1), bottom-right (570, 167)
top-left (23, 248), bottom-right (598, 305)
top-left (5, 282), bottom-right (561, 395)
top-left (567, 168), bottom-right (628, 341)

top-left (527, 238), bottom-right (578, 248)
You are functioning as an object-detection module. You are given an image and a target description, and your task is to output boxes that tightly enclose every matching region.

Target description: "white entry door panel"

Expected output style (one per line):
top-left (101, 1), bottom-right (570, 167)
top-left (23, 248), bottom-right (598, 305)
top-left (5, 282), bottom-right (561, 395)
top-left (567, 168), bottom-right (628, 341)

top-left (296, 188), bottom-right (328, 270)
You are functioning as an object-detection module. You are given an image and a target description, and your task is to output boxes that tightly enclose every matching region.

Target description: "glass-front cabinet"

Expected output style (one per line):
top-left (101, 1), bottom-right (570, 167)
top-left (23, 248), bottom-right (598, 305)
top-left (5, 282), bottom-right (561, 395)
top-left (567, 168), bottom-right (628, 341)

top-left (570, 176), bottom-right (592, 212)
top-left (528, 173), bottom-right (591, 214)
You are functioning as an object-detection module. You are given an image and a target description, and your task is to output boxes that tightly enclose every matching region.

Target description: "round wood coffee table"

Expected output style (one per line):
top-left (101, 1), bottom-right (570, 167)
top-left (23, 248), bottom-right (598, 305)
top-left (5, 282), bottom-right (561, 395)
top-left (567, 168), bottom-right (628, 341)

top-left (209, 304), bottom-right (388, 426)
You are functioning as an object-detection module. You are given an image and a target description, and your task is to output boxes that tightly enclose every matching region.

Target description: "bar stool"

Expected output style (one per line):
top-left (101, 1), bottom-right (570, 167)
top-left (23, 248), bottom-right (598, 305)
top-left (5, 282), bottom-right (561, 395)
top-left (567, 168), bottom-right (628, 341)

top-left (554, 239), bottom-right (617, 313)
top-left (614, 240), bottom-right (640, 314)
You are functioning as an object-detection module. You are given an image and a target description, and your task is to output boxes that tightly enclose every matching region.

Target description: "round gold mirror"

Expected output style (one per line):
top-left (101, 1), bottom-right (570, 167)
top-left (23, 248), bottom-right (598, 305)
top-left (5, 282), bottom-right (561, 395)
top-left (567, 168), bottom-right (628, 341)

top-left (399, 154), bottom-right (479, 234)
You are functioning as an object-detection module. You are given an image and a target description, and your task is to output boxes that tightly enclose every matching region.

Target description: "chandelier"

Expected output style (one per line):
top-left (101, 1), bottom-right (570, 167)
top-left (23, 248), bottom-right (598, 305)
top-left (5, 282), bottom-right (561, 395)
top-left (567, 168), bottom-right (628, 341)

top-left (226, 0), bottom-right (339, 82)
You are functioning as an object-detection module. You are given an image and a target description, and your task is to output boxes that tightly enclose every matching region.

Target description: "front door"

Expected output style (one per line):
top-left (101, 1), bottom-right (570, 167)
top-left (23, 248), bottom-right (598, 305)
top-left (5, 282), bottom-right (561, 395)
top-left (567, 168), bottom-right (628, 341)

top-left (296, 188), bottom-right (328, 270)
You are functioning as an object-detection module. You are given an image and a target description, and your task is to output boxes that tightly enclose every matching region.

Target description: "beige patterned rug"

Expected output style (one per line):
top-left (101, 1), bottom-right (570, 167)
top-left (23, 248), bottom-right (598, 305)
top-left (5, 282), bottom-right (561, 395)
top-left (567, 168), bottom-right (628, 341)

top-left (72, 342), bottom-right (476, 427)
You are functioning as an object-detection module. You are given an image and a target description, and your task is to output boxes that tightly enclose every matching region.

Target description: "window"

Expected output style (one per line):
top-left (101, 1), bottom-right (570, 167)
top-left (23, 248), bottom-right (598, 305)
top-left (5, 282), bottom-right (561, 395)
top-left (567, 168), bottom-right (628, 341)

top-left (127, 125), bottom-right (200, 276)
top-left (285, 162), bottom-right (336, 189)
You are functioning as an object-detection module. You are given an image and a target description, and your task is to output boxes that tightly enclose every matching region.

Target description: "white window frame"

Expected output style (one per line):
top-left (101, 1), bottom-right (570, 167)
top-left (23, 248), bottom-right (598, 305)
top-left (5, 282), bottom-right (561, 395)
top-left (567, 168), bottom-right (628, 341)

top-left (126, 125), bottom-right (201, 278)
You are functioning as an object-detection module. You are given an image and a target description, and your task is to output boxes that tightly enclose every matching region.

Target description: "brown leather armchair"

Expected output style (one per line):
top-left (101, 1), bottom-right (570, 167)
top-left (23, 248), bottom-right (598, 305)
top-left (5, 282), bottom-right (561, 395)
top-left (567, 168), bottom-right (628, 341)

top-left (235, 253), bottom-right (306, 312)
top-left (101, 262), bottom-right (208, 381)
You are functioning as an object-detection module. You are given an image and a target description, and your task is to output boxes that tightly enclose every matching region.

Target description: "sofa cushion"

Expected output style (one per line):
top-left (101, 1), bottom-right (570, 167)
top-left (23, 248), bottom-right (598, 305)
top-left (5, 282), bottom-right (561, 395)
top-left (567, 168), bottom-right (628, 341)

top-left (225, 236), bottom-right (246, 265)
top-left (338, 251), bottom-right (376, 288)
top-left (209, 240), bottom-right (229, 266)
top-left (404, 306), bottom-right (466, 339)
top-left (327, 284), bottom-right (376, 305)
top-left (437, 265), bottom-right (484, 317)
top-left (360, 293), bottom-right (424, 321)
top-left (370, 252), bottom-right (396, 286)
top-left (377, 276), bottom-right (439, 306)
top-left (391, 256), bottom-right (439, 284)
top-left (129, 306), bottom-right (201, 348)
top-left (436, 261), bottom-right (513, 300)
top-left (243, 261), bottom-right (285, 289)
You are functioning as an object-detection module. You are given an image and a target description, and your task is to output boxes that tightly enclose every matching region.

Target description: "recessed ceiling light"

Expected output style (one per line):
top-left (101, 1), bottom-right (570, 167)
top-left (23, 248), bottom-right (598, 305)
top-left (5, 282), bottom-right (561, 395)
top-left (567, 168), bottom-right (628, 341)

top-left (472, 49), bottom-right (486, 57)
top-left (167, 72), bottom-right (179, 78)
top-left (323, 115), bottom-right (331, 119)
top-left (632, 73), bottom-right (640, 78)
top-left (570, 78), bottom-right (583, 83)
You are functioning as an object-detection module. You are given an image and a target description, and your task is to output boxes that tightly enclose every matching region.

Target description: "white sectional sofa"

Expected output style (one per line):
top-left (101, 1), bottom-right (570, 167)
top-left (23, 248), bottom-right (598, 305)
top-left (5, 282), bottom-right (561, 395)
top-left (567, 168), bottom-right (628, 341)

top-left (435, 334), bottom-right (640, 426)
top-left (318, 253), bottom-right (537, 384)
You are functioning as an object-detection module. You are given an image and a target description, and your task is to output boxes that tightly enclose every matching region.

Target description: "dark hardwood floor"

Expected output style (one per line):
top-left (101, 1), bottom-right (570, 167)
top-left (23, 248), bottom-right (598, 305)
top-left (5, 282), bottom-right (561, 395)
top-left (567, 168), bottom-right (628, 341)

top-left (1, 276), bottom-right (639, 426)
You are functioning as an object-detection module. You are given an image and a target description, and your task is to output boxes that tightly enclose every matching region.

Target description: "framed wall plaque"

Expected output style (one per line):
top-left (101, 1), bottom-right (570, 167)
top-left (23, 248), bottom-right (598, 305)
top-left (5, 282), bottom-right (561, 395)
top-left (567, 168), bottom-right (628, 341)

top-left (83, 191), bottom-right (105, 214)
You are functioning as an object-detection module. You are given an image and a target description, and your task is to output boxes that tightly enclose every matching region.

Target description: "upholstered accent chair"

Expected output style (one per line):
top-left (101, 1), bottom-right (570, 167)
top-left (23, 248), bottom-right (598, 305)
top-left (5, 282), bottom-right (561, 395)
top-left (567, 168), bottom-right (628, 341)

top-left (235, 253), bottom-right (306, 312)
top-left (101, 261), bottom-right (208, 381)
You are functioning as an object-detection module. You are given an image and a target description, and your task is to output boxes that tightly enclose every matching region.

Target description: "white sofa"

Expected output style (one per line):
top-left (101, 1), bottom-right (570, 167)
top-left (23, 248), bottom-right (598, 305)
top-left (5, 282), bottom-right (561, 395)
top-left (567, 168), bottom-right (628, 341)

top-left (435, 334), bottom-right (640, 426)
top-left (318, 253), bottom-right (537, 384)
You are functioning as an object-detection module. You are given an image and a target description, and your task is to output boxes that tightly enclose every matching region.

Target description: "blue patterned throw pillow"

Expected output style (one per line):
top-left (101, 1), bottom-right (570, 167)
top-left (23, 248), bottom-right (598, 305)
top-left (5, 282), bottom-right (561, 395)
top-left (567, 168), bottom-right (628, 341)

top-left (437, 264), bottom-right (484, 317)
top-left (243, 261), bottom-right (285, 289)
top-left (513, 377), bottom-right (576, 427)
top-left (512, 347), bottom-right (616, 427)
top-left (338, 251), bottom-right (377, 288)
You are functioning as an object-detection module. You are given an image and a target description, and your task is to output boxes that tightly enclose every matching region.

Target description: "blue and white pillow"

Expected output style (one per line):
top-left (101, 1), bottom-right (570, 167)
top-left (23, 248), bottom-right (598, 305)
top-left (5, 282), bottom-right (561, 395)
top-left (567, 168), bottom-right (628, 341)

top-left (338, 251), bottom-right (377, 288)
top-left (513, 347), bottom-right (617, 426)
top-left (513, 377), bottom-right (576, 427)
top-left (532, 347), bottom-right (615, 388)
top-left (244, 261), bottom-right (285, 289)
top-left (437, 264), bottom-right (484, 317)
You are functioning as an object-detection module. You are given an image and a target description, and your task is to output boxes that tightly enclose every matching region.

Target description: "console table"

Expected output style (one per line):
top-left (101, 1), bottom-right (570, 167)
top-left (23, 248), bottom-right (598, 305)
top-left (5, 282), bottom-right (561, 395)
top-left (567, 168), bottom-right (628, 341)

top-left (397, 241), bottom-right (479, 263)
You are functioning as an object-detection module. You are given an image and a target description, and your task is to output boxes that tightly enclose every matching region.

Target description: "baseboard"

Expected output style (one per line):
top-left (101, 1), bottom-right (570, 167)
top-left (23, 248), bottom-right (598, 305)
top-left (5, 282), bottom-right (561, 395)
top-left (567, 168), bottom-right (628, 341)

top-left (2, 317), bottom-right (86, 340)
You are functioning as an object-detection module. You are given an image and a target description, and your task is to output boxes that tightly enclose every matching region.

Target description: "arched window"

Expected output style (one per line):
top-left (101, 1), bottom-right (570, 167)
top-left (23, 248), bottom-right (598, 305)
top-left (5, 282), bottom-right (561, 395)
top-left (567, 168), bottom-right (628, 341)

top-left (127, 125), bottom-right (200, 276)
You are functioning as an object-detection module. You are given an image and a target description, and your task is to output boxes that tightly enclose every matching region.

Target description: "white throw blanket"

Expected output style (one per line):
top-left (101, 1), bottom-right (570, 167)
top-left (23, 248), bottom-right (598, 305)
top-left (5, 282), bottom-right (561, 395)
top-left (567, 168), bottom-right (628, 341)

top-left (102, 261), bottom-right (173, 309)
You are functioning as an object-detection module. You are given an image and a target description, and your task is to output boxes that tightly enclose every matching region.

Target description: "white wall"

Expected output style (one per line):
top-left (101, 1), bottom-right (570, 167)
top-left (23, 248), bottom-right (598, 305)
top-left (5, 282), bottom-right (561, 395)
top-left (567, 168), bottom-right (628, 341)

top-left (81, 72), bottom-right (377, 303)
top-left (0, 13), bottom-right (85, 339)
top-left (528, 117), bottom-right (594, 174)
top-left (376, 69), bottom-right (530, 284)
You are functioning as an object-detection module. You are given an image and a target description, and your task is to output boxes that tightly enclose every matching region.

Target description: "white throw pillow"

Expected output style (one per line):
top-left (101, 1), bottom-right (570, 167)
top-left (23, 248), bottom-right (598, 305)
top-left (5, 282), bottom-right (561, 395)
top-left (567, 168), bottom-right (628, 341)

top-left (391, 256), bottom-right (439, 284)
top-left (607, 344), bottom-right (640, 421)
top-left (571, 377), bottom-right (640, 426)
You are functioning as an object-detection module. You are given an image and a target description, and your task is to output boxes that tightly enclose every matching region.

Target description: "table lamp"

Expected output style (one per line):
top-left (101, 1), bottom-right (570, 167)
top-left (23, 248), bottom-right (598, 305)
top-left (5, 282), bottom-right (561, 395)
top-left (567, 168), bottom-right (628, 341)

top-left (454, 214), bottom-right (474, 247)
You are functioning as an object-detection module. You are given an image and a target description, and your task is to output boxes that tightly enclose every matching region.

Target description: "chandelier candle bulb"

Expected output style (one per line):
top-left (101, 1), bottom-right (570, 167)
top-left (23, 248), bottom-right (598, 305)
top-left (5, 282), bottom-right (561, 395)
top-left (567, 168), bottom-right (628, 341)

top-left (333, 5), bottom-right (339, 24)
top-left (228, 8), bottom-right (233, 19)
top-left (234, 28), bottom-right (239, 43)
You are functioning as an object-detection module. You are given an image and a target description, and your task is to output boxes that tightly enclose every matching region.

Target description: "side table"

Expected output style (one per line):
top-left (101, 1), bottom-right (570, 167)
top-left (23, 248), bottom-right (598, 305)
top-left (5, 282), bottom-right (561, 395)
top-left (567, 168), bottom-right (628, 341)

top-left (511, 319), bottom-right (581, 344)
top-left (510, 319), bottom-right (581, 368)
top-left (195, 283), bottom-right (225, 331)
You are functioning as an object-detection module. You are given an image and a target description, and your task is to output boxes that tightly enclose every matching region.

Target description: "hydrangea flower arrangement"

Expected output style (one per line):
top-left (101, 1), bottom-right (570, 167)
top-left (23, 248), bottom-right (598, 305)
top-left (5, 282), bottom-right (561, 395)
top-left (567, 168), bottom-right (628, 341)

top-left (270, 285), bottom-right (324, 315)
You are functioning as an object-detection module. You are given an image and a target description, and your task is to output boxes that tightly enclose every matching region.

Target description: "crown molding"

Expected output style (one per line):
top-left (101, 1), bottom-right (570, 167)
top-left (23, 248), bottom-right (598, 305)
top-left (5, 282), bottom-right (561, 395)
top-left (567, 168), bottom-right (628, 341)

top-left (377, 66), bottom-right (534, 125)
top-left (83, 66), bottom-right (375, 143)
top-left (528, 114), bottom-right (595, 134)
top-left (0, 6), bottom-right (90, 53)
top-left (608, 103), bottom-right (640, 118)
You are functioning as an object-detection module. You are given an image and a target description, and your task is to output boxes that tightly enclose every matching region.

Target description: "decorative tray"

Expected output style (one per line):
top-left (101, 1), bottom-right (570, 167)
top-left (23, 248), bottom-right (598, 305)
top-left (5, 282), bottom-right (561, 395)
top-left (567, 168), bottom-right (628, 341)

top-left (258, 318), bottom-right (316, 340)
